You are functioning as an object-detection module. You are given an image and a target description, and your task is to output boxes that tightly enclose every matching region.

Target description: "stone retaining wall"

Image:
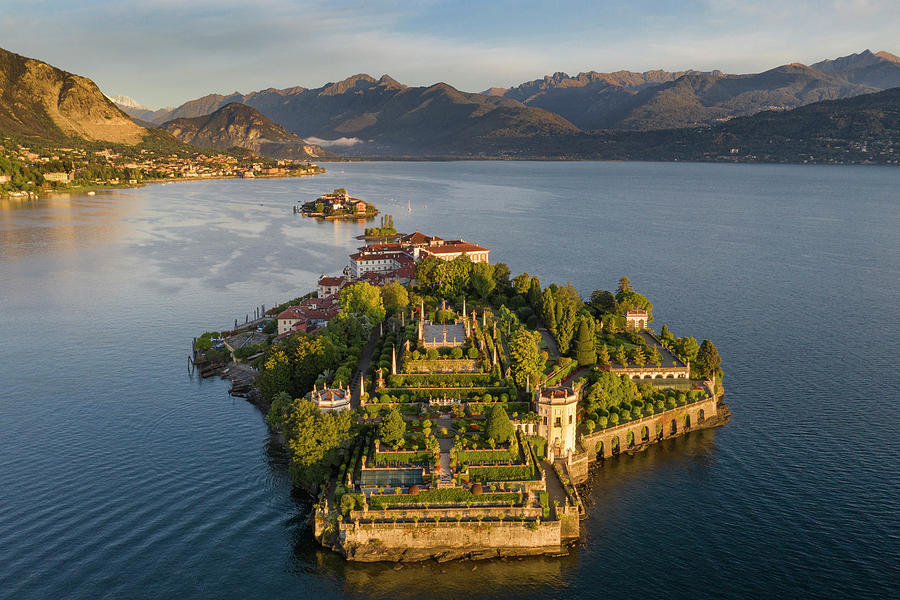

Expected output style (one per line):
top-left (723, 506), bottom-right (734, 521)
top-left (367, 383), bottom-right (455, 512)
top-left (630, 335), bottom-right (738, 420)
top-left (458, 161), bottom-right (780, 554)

top-left (337, 519), bottom-right (563, 561)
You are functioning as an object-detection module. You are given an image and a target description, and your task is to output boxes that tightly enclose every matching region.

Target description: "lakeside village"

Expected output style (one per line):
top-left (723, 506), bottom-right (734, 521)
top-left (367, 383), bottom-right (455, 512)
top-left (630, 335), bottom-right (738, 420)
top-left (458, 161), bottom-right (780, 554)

top-left (193, 226), bottom-right (728, 562)
top-left (0, 136), bottom-right (324, 198)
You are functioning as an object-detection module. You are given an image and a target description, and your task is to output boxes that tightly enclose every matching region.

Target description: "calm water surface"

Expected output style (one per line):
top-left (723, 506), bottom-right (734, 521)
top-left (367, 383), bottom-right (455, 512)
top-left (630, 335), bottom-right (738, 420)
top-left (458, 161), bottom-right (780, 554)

top-left (0, 162), bottom-right (898, 599)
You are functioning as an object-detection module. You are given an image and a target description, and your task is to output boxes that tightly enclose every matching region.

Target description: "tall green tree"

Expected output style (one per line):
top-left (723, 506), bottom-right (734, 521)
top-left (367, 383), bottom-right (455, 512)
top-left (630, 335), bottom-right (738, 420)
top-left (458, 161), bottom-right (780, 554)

top-left (615, 345), bottom-right (628, 367)
top-left (380, 407), bottom-right (407, 448)
top-left (381, 282), bottom-right (409, 313)
top-left (540, 288), bottom-right (557, 334)
top-left (267, 398), bottom-right (354, 489)
top-left (470, 261), bottom-right (496, 300)
top-left (527, 276), bottom-right (542, 309)
top-left (616, 276), bottom-right (633, 299)
top-left (597, 344), bottom-right (611, 366)
top-left (672, 336), bottom-right (699, 364)
top-left (632, 346), bottom-right (647, 367)
top-left (660, 324), bottom-right (674, 344)
top-left (696, 340), bottom-right (722, 379)
top-left (589, 289), bottom-right (616, 312)
top-left (553, 284), bottom-right (581, 354)
top-left (340, 281), bottom-right (386, 323)
top-left (575, 318), bottom-right (596, 366)
top-left (509, 328), bottom-right (543, 390)
top-left (485, 404), bottom-right (515, 444)
top-left (492, 263), bottom-right (512, 292)
top-left (512, 272), bottom-right (531, 295)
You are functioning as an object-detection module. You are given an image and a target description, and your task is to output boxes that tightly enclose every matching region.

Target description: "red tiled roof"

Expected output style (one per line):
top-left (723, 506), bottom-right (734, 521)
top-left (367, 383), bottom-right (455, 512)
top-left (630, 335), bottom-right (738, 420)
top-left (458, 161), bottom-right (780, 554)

top-left (362, 243), bottom-right (404, 252)
top-left (400, 231), bottom-right (443, 245)
top-left (421, 242), bottom-right (488, 255)
top-left (625, 309), bottom-right (648, 316)
top-left (318, 276), bottom-right (345, 287)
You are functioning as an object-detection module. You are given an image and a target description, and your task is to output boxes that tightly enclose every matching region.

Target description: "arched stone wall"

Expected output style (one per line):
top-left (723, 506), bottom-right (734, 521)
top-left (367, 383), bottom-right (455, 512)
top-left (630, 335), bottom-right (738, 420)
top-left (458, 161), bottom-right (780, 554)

top-left (580, 396), bottom-right (718, 460)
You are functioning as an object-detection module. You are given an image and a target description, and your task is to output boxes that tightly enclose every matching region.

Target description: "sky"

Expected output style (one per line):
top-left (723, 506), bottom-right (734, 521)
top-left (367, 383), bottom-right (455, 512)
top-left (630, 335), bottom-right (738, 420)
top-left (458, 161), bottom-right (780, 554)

top-left (0, 0), bottom-right (897, 108)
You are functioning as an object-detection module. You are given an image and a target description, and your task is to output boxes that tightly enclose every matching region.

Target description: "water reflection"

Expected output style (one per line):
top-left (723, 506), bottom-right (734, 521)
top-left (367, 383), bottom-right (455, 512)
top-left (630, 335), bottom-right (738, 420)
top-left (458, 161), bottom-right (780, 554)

top-left (0, 191), bottom-right (138, 260)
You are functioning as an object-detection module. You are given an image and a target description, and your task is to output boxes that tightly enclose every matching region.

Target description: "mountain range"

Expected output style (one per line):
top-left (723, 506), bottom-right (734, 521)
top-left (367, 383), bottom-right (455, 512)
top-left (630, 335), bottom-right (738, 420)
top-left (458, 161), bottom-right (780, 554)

top-left (0, 44), bottom-right (897, 164)
top-left (160, 103), bottom-right (328, 159)
top-left (113, 49), bottom-right (900, 156)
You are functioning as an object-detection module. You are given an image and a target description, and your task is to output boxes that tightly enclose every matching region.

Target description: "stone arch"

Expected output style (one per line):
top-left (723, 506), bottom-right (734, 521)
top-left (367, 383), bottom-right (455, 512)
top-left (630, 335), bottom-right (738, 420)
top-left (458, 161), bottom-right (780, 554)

top-left (655, 422), bottom-right (663, 438)
top-left (640, 425), bottom-right (649, 442)
top-left (698, 409), bottom-right (706, 424)
top-left (666, 374), bottom-right (675, 379)
top-left (670, 419), bottom-right (677, 435)
top-left (611, 436), bottom-right (620, 454)
top-left (595, 439), bottom-right (604, 458)
top-left (626, 430), bottom-right (634, 447)
top-left (683, 413), bottom-right (692, 429)
top-left (654, 374), bottom-right (662, 379)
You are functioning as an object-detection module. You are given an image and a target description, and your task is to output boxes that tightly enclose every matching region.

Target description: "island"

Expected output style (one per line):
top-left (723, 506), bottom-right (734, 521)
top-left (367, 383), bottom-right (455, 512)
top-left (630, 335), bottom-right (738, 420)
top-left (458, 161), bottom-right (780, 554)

top-left (192, 230), bottom-right (728, 563)
top-left (297, 188), bottom-right (378, 219)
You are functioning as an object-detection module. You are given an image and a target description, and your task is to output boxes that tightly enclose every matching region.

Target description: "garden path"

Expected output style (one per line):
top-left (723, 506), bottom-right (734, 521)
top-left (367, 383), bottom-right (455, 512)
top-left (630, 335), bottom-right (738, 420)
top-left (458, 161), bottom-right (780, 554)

top-left (436, 414), bottom-right (454, 483)
top-left (350, 327), bottom-right (381, 409)
top-left (540, 459), bottom-right (566, 519)
top-left (537, 327), bottom-right (560, 360)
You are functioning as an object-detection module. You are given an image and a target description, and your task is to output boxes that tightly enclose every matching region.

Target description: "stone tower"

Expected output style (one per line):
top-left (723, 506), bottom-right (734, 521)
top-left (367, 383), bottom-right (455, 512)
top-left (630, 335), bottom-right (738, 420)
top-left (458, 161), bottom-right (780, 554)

top-left (536, 386), bottom-right (579, 462)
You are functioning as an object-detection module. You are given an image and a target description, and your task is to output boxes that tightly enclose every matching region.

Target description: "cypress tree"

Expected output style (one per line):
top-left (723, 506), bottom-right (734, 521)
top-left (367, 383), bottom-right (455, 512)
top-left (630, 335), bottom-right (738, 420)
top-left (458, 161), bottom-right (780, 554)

top-left (485, 404), bottom-right (514, 444)
top-left (541, 288), bottom-right (557, 334)
top-left (528, 276), bottom-right (542, 309)
top-left (597, 344), bottom-right (611, 366)
top-left (696, 340), bottom-right (722, 379)
top-left (575, 318), bottom-right (596, 366)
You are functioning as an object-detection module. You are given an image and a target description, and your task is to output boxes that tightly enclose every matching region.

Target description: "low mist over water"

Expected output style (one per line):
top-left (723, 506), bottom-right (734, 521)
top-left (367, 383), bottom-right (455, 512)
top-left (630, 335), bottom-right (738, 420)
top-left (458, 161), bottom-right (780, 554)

top-left (1, 162), bottom-right (897, 598)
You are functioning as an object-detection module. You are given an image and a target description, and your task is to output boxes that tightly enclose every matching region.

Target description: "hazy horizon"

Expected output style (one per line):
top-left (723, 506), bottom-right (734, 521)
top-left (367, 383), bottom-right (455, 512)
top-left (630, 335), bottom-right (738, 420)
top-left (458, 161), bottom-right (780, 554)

top-left (1, 0), bottom-right (898, 109)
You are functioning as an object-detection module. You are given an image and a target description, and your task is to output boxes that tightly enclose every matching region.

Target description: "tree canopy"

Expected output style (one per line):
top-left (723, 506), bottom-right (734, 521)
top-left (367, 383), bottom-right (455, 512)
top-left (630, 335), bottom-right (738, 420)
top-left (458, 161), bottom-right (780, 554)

top-left (381, 282), bottom-right (409, 313)
top-left (340, 281), bottom-right (386, 323)
top-left (696, 339), bottom-right (722, 379)
top-left (380, 407), bottom-right (407, 448)
top-left (266, 396), bottom-right (354, 489)
top-left (508, 328), bottom-right (543, 390)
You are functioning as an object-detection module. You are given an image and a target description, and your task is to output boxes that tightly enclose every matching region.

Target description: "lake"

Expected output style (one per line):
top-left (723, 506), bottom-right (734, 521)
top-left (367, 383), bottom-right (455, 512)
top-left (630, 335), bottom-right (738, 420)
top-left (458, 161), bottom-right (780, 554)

top-left (0, 162), bottom-right (898, 598)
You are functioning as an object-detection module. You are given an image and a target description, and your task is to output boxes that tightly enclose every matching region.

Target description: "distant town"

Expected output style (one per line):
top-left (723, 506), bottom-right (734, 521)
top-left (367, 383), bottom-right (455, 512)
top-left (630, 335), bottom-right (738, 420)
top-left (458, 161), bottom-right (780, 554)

top-left (0, 136), bottom-right (324, 197)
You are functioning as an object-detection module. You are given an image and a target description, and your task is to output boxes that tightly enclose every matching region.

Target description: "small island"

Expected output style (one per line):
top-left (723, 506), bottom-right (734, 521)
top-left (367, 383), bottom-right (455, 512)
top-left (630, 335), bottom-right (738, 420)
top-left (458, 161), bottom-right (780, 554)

top-left (192, 231), bottom-right (728, 563)
top-left (297, 188), bottom-right (378, 219)
top-left (360, 214), bottom-right (402, 241)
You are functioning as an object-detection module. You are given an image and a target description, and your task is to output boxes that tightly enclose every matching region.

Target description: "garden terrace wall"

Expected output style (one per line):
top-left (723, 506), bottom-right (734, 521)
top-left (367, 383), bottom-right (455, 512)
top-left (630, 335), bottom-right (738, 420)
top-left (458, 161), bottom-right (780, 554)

top-left (577, 395), bottom-right (718, 477)
top-left (349, 506), bottom-right (540, 522)
top-left (336, 519), bottom-right (565, 561)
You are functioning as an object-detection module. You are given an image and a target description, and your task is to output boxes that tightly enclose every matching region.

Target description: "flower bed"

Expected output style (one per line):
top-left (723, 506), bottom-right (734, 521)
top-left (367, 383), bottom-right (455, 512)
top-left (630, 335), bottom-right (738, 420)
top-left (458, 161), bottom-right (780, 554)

top-left (456, 447), bottom-right (519, 464)
top-left (373, 450), bottom-right (434, 465)
top-left (389, 373), bottom-right (497, 387)
top-left (368, 488), bottom-right (521, 509)
top-left (467, 464), bottom-right (536, 482)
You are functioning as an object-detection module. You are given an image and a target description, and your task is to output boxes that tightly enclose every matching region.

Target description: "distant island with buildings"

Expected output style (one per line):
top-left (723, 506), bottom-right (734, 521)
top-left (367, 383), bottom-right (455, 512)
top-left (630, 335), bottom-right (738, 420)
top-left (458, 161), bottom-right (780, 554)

top-left (192, 226), bottom-right (728, 562)
top-left (297, 188), bottom-right (378, 219)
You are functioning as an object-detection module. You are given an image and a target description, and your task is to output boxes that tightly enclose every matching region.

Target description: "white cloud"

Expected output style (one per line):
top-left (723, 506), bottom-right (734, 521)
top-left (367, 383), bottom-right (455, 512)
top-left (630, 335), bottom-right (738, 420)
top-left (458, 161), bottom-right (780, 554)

top-left (306, 137), bottom-right (365, 148)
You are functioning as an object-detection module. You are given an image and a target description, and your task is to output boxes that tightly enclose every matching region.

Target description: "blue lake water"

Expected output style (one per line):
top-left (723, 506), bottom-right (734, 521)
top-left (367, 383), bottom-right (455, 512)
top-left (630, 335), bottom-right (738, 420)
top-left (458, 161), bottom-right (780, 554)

top-left (0, 162), bottom-right (898, 598)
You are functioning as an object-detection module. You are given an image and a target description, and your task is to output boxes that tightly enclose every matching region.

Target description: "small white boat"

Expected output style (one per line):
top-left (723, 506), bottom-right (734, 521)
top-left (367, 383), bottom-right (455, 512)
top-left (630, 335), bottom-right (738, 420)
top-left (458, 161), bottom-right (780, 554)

top-left (87, 191), bottom-right (96, 196)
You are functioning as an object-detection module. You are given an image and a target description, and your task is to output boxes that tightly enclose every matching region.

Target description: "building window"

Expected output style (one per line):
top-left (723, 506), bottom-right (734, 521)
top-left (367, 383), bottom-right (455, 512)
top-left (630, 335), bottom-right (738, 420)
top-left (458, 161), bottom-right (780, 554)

top-left (543, 417), bottom-right (547, 426)
top-left (554, 417), bottom-right (561, 428)
top-left (569, 415), bottom-right (573, 424)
